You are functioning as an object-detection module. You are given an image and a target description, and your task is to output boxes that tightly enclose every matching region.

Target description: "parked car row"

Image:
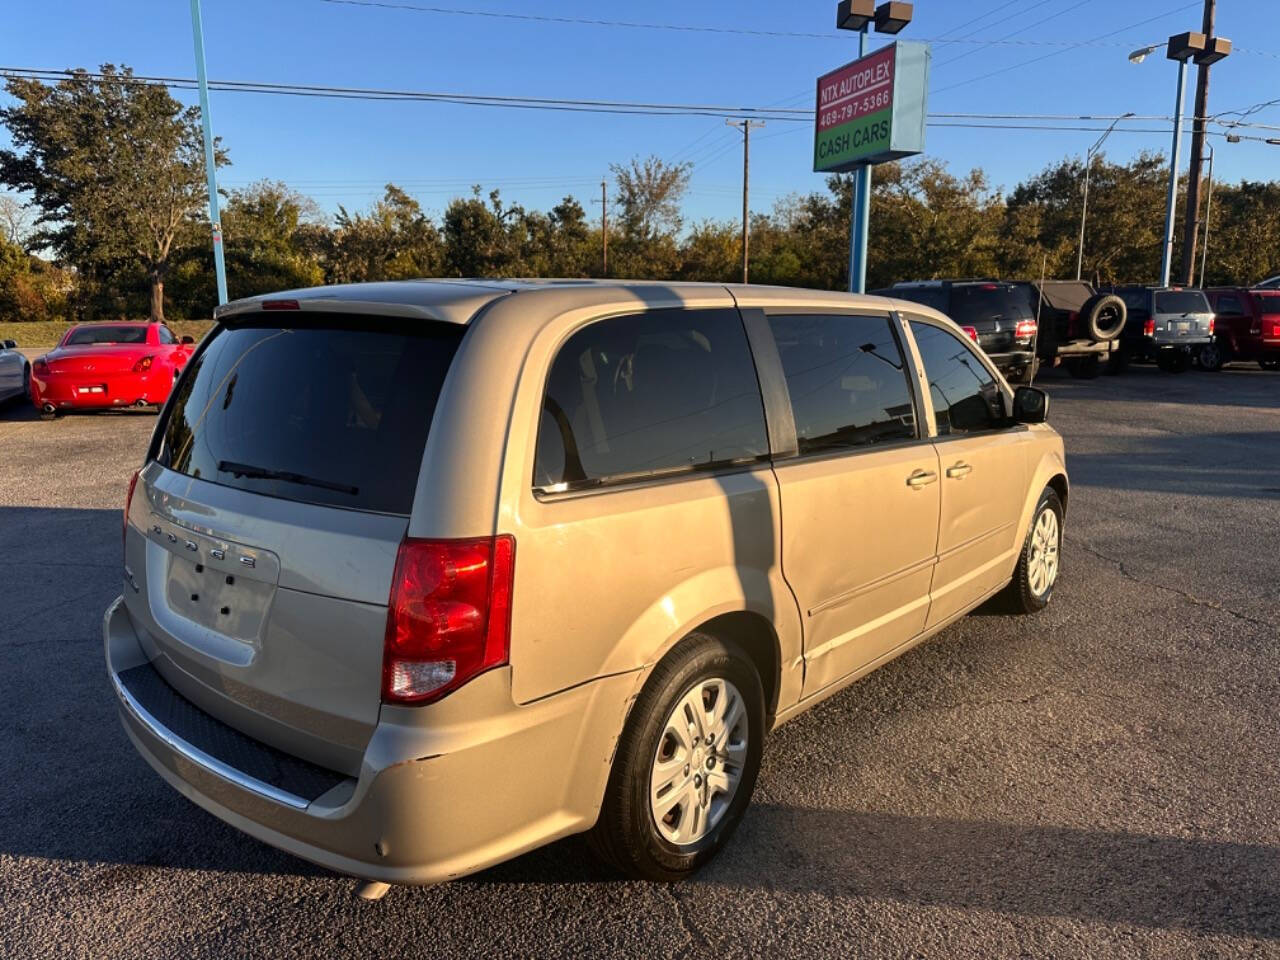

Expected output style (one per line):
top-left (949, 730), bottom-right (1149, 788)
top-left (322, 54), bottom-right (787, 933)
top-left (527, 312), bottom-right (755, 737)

top-left (875, 278), bottom-right (1280, 379)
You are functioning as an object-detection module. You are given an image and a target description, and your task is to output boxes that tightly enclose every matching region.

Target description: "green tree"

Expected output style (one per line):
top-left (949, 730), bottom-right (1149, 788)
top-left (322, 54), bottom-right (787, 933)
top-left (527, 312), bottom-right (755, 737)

top-left (329, 184), bottom-right (442, 283)
top-left (0, 65), bottom-right (227, 322)
top-left (441, 187), bottom-right (520, 277)
top-left (610, 156), bottom-right (691, 278)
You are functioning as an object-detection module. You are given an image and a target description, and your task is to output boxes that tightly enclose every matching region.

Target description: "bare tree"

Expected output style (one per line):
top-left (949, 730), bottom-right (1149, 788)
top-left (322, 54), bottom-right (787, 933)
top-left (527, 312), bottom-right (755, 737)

top-left (0, 193), bottom-right (32, 248)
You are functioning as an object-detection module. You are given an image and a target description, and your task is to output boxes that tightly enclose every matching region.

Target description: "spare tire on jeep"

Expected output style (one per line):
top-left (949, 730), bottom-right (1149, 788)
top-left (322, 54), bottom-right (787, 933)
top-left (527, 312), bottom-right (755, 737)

top-left (1079, 294), bottom-right (1126, 341)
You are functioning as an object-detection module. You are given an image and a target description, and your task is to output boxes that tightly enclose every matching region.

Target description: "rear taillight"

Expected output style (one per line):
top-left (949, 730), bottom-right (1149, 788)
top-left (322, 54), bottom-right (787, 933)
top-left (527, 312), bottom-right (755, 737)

top-left (382, 536), bottom-right (515, 705)
top-left (262, 299), bottom-right (301, 311)
top-left (123, 469), bottom-right (140, 546)
top-left (1143, 318), bottom-right (1156, 337)
top-left (1014, 320), bottom-right (1038, 340)
top-left (1208, 317), bottom-right (1215, 335)
top-left (132, 355), bottom-right (154, 373)
top-left (32, 358), bottom-right (47, 373)
top-left (961, 325), bottom-right (980, 343)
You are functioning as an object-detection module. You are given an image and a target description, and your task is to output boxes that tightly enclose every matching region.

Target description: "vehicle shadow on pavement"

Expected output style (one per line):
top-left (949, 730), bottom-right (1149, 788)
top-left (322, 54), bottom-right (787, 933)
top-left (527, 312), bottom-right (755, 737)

top-left (1065, 431), bottom-right (1280, 501)
top-left (1037, 363), bottom-right (1280, 410)
top-left (470, 805), bottom-right (1280, 940)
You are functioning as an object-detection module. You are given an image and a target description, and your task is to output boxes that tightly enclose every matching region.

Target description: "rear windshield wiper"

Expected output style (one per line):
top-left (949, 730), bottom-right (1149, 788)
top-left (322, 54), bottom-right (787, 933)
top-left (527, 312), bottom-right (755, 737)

top-left (217, 460), bottom-right (359, 496)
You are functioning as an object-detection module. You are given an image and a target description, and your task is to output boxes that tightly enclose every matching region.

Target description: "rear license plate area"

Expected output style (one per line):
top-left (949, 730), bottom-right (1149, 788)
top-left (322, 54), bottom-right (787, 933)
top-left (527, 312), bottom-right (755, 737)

top-left (165, 552), bottom-right (274, 642)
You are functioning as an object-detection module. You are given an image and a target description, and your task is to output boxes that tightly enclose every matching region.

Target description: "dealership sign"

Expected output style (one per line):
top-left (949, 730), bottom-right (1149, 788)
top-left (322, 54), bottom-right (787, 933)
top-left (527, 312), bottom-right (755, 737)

top-left (814, 41), bottom-right (930, 173)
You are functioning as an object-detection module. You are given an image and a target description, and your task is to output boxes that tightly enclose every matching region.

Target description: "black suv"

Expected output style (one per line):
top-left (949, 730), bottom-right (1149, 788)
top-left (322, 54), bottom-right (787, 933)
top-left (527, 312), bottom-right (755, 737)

top-left (872, 280), bottom-right (1039, 383)
top-left (873, 279), bottom-right (1126, 382)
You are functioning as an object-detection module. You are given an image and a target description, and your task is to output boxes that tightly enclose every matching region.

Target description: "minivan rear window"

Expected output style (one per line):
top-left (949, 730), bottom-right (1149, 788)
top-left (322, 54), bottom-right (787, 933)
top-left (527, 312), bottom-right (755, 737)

top-left (1155, 291), bottom-right (1211, 314)
top-left (156, 316), bottom-right (462, 514)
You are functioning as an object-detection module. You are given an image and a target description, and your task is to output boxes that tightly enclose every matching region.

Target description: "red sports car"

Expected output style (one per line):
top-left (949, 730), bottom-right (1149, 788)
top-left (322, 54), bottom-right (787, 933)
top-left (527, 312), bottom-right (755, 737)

top-left (30, 322), bottom-right (196, 419)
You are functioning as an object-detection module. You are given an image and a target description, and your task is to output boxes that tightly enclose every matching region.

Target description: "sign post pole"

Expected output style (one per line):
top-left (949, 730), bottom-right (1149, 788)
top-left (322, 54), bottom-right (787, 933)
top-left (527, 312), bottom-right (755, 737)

top-left (848, 26), bottom-right (871, 293)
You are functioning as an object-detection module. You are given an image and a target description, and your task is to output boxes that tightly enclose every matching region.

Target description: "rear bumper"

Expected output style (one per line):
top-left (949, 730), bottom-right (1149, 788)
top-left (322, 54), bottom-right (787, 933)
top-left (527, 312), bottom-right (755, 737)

top-left (31, 369), bottom-right (172, 410)
top-left (986, 349), bottom-right (1035, 370)
top-left (104, 596), bottom-right (638, 883)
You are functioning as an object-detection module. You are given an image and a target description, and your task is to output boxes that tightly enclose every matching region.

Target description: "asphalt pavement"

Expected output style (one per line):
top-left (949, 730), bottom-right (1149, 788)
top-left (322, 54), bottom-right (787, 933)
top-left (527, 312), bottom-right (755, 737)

top-left (1, 363), bottom-right (1277, 959)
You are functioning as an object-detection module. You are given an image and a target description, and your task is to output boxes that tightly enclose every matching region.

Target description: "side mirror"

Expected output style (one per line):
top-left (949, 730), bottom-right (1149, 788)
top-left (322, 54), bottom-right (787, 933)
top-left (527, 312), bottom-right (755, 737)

top-left (180, 335), bottom-right (195, 345)
top-left (1012, 386), bottom-right (1049, 424)
top-left (2, 339), bottom-right (15, 349)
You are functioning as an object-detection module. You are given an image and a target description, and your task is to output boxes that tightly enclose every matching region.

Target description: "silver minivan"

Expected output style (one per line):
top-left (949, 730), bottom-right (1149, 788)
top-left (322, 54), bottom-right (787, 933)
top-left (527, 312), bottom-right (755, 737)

top-left (106, 280), bottom-right (1068, 888)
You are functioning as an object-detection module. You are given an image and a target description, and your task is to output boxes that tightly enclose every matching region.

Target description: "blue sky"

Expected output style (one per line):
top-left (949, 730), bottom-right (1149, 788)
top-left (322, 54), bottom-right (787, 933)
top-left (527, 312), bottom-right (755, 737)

top-left (3, 0), bottom-right (1279, 225)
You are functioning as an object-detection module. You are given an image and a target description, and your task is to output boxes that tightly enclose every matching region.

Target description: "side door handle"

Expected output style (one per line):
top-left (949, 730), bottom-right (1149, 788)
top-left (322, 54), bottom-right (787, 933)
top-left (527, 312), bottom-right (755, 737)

top-left (906, 469), bottom-right (938, 489)
top-left (946, 461), bottom-right (973, 479)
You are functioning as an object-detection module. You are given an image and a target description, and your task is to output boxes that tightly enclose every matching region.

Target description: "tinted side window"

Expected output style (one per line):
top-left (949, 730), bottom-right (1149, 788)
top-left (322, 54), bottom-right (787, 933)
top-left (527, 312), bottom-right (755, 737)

top-left (947, 284), bottom-right (1036, 325)
top-left (536, 309), bottom-right (768, 489)
top-left (770, 313), bottom-right (916, 454)
top-left (909, 320), bottom-right (1005, 436)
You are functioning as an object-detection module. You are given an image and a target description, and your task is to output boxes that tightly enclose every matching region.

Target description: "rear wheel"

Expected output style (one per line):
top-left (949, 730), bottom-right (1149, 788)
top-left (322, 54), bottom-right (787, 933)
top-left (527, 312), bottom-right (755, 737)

top-left (1196, 343), bottom-right (1225, 372)
top-left (1002, 487), bottom-right (1063, 614)
top-left (589, 632), bottom-right (765, 881)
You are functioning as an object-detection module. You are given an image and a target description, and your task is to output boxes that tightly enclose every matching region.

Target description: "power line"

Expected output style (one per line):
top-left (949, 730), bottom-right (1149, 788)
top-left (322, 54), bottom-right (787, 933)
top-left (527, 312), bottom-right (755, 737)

top-left (933, 1), bottom-right (1202, 95)
top-left (308, 0), bottom-right (1279, 60)
top-left (314, 0), bottom-right (839, 39)
top-left (935, 0), bottom-right (1097, 69)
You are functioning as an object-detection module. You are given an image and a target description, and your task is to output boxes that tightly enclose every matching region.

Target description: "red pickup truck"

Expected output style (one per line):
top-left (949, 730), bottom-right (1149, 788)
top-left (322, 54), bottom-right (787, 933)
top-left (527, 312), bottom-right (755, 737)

top-left (1204, 288), bottom-right (1280, 370)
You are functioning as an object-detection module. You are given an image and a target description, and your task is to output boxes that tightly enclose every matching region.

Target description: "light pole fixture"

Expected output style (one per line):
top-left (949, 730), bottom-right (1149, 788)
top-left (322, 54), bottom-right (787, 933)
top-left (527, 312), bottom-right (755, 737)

top-left (1128, 44), bottom-right (1159, 64)
top-left (1167, 31), bottom-right (1207, 62)
top-left (1076, 111), bottom-right (1135, 280)
top-left (835, 0), bottom-right (874, 30)
top-left (874, 2), bottom-right (913, 34)
top-left (1194, 36), bottom-right (1232, 66)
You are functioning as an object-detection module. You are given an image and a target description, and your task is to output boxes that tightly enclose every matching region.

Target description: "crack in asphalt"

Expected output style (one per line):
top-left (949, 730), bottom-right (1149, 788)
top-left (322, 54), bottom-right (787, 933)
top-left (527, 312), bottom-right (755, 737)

top-left (1067, 535), bottom-right (1275, 632)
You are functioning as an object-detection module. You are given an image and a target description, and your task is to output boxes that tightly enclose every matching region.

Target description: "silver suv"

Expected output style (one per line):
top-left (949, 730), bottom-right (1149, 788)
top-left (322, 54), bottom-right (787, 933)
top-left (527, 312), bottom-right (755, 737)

top-left (1110, 286), bottom-right (1216, 372)
top-left (106, 280), bottom-right (1068, 887)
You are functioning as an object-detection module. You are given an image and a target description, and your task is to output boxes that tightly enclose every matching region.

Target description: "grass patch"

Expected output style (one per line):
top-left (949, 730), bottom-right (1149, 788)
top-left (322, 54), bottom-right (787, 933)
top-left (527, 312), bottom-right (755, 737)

top-left (0, 319), bottom-right (215, 350)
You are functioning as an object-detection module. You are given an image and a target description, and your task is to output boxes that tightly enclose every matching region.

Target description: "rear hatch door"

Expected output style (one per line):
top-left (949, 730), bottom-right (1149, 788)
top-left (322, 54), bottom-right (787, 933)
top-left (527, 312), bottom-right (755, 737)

top-left (1153, 290), bottom-right (1215, 343)
top-left (124, 313), bottom-right (464, 774)
top-left (946, 283), bottom-right (1036, 355)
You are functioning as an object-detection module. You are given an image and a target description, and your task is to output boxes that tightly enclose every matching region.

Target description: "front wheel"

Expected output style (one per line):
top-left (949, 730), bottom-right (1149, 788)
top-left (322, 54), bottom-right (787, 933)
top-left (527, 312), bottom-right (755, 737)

top-left (1002, 487), bottom-right (1063, 614)
top-left (588, 633), bottom-right (765, 881)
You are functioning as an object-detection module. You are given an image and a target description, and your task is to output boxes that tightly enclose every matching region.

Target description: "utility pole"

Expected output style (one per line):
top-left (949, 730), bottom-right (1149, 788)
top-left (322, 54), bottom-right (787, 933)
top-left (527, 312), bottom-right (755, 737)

top-left (189, 0), bottom-right (228, 305)
top-left (592, 179), bottom-right (608, 277)
top-left (1179, 0), bottom-right (1216, 286)
top-left (726, 119), bottom-right (765, 284)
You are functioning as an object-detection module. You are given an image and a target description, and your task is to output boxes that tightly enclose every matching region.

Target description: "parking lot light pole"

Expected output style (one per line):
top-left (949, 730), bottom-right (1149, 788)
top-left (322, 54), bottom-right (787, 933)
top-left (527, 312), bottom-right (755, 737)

top-left (1076, 112), bottom-right (1135, 280)
top-left (190, 0), bottom-right (228, 306)
top-left (1134, 32), bottom-right (1205, 287)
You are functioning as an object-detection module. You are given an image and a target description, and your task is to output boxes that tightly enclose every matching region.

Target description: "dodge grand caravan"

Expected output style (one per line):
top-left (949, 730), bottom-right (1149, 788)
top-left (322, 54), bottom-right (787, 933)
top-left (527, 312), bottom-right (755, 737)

top-left (106, 280), bottom-right (1068, 885)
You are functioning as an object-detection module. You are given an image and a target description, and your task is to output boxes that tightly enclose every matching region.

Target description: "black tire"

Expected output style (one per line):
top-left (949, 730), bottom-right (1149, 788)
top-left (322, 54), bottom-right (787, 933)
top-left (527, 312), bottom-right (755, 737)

top-left (1196, 342), bottom-right (1225, 372)
top-left (1261, 360), bottom-right (1280, 372)
top-left (1156, 351), bottom-right (1190, 373)
top-left (22, 363), bottom-right (31, 400)
top-left (588, 632), bottom-right (765, 882)
top-left (1079, 294), bottom-right (1127, 341)
top-left (39, 409), bottom-right (58, 421)
top-left (1064, 355), bottom-right (1101, 379)
top-left (1001, 487), bottom-right (1063, 614)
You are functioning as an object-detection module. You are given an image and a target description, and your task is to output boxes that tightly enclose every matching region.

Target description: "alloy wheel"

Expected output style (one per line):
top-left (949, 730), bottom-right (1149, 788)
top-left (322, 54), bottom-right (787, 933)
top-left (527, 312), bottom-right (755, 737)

top-left (1028, 507), bottom-right (1060, 598)
top-left (649, 677), bottom-right (748, 846)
